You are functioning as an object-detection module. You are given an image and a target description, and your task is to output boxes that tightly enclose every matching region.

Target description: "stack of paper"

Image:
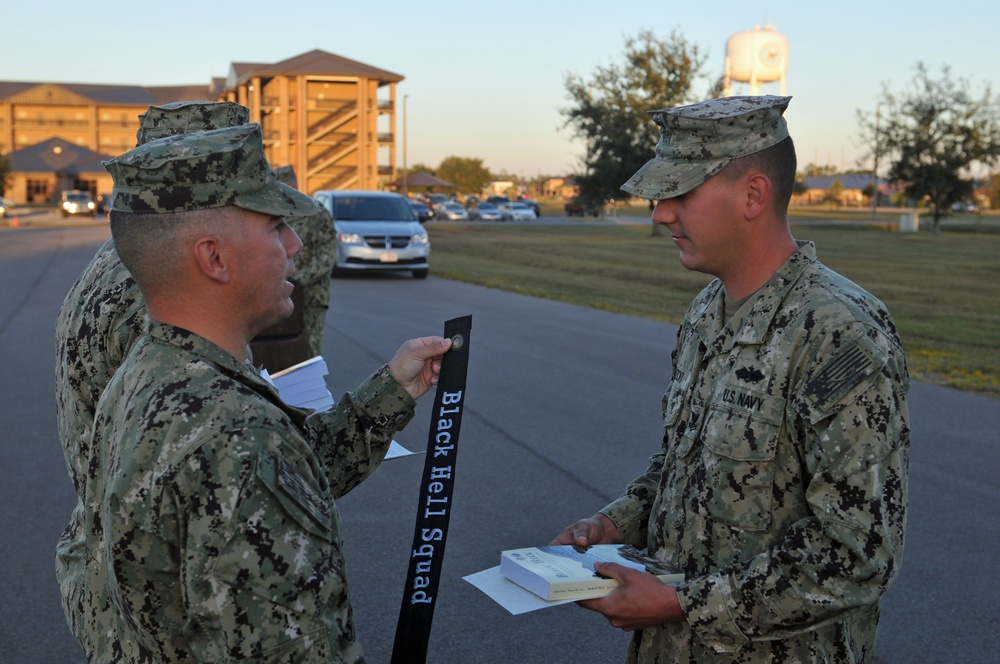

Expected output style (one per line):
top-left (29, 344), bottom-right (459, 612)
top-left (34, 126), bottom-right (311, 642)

top-left (264, 356), bottom-right (335, 413)
top-left (261, 357), bottom-right (419, 460)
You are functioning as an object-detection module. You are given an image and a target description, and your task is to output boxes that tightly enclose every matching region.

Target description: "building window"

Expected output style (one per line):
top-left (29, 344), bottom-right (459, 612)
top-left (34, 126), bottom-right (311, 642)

top-left (74, 179), bottom-right (97, 196)
top-left (27, 179), bottom-right (49, 204)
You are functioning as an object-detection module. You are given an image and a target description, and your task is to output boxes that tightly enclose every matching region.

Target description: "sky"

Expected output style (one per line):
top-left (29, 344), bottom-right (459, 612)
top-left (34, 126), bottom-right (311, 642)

top-left (3, 0), bottom-right (997, 179)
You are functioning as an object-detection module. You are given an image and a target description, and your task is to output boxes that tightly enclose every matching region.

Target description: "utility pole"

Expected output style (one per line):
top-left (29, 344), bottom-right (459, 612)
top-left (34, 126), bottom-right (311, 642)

top-left (402, 94), bottom-right (409, 198)
top-left (872, 103), bottom-right (880, 222)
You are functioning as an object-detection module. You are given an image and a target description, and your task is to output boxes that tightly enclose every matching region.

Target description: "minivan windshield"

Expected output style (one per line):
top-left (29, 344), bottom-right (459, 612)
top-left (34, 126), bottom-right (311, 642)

top-left (333, 196), bottom-right (415, 222)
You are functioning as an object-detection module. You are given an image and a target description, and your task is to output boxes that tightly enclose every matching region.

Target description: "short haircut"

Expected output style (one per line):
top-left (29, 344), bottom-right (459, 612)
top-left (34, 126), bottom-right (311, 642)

top-left (721, 136), bottom-right (797, 215)
top-left (110, 206), bottom-right (242, 297)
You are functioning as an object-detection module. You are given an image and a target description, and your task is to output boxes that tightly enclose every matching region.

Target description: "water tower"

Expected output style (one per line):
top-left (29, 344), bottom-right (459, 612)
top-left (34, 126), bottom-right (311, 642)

top-left (724, 25), bottom-right (788, 96)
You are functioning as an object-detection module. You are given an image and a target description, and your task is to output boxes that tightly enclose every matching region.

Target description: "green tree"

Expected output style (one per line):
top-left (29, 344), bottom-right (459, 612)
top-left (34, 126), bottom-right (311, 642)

top-left (857, 63), bottom-right (1000, 233)
top-left (436, 156), bottom-right (492, 195)
top-left (826, 179), bottom-right (844, 208)
top-left (404, 163), bottom-right (437, 178)
top-left (799, 163), bottom-right (839, 177)
top-left (561, 30), bottom-right (714, 211)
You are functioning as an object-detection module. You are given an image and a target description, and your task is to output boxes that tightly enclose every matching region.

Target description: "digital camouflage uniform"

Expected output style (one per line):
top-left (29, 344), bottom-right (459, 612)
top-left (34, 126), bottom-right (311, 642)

top-left (273, 165), bottom-right (336, 357)
top-left (601, 242), bottom-right (910, 663)
top-left (93, 322), bottom-right (413, 661)
top-left (54, 237), bottom-right (145, 661)
top-left (58, 121), bottom-right (403, 662)
top-left (605, 97), bottom-right (911, 663)
top-left (55, 101), bottom-right (250, 662)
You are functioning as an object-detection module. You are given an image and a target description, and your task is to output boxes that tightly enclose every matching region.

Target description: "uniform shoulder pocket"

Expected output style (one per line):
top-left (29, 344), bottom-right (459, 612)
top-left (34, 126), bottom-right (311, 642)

top-left (802, 334), bottom-right (885, 422)
top-left (256, 452), bottom-right (335, 542)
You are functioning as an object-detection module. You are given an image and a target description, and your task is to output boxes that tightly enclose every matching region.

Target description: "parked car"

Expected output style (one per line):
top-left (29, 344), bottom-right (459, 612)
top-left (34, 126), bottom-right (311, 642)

top-left (508, 202), bottom-right (537, 221)
top-left (60, 190), bottom-right (96, 217)
top-left (518, 196), bottom-right (541, 217)
top-left (0, 197), bottom-right (14, 219)
top-left (475, 202), bottom-right (505, 221)
top-left (950, 201), bottom-right (981, 214)
top-left (407, 199), bottom-right (433, 222)
top-left (440, 202), bottom-right (470, 221)
top-left (426, 193), bottom-right (449, 213)
top-left (313, 190), bottom-right (430, 279)
top-left (486, 195), bottom-right (512, 207)
top-left (564, 198), bottom-right (600, 217)
top-left (95, 193), bottom-right (113, 214)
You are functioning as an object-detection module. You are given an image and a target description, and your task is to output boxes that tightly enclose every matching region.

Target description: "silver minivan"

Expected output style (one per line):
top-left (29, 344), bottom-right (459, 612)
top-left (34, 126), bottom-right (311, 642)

top-left (313, 190), bottom-right (430, 279)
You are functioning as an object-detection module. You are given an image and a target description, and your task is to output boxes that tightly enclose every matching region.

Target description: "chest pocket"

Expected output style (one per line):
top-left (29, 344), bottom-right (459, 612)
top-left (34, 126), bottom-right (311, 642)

top-left (693, 384), bottom-right (785, 531)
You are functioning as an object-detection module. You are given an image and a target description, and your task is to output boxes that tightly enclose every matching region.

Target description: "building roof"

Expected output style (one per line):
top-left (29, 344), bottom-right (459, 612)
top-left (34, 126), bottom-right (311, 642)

top-left (391, 171), bottom-right (454, 188)
top-left (144, 85), bottom-right (217, 105)
top-left (7, 137), bottom-right (114, 174)
top-left (802, 174), bottom-right (886, 190)
top-left (229, 49), bottom-right (404, 85)
top-left (1, 49), bottom-right (403, 107)
top-left (0, 81), bottom-right (155, 105)
top-left (0, 81), bottom-right (213, 106)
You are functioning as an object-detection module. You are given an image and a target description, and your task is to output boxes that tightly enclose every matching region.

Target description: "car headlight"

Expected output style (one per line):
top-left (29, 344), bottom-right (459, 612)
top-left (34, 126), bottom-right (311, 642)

top-left (411, 233), bottom-right (429, 245)
top-left (337, 232), bottom-right (364, 245)
top-left (88, 202), bottom-right (95, 210)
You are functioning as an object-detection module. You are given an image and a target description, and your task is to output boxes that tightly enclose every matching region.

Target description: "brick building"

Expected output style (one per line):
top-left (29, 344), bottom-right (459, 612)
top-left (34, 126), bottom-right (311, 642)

top-left (0, 49), bottom-right (402, 204)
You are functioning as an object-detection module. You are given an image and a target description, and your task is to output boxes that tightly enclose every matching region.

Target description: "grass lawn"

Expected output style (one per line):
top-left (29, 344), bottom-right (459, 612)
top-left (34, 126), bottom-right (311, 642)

top-left (426, 218), bottom-right (1000, 399)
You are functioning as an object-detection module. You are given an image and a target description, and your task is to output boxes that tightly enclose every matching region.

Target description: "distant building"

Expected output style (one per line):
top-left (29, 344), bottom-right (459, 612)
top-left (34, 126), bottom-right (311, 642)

top-left (6, 137), bottom-right (115, 204)
top-left (794, 174), bottom-right (889, 206)
top-left (541, 176), bottom-right (580, 199)
top-left (483, 180), bottom-right (517, 197)
top-left (0, 49), bottom-right (403, 204)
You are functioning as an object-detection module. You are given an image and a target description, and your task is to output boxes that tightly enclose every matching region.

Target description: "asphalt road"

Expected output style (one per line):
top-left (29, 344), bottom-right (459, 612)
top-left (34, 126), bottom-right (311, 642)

top-left (1, 225), bottom-right (997, 663)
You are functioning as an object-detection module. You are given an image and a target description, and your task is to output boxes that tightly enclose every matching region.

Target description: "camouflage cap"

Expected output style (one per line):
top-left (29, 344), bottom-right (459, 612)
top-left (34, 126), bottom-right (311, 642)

top-left (621, 95), bottom-right (792, 200)
top-left (104, 124), bottom-right (320, 218)
top-left (136, 101), bottom-right (250, 146)
top-left (272, 165), bottom-right (297, 186)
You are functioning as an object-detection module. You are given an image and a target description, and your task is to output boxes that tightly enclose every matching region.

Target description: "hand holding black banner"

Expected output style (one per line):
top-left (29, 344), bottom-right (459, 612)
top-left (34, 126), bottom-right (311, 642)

top-left (390, 315), bottom-right (472, 664)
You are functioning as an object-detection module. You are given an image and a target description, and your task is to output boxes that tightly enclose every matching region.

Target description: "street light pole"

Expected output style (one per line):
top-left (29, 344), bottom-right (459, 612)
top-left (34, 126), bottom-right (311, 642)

top-left (402, 94), bottom-right (409, 198)
top-left (872, 102), bottom-right (880, 221)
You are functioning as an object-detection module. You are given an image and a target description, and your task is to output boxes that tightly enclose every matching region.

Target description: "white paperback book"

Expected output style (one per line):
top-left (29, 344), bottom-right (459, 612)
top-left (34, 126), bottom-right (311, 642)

top-left (499, 544), bottom-right (684, 601)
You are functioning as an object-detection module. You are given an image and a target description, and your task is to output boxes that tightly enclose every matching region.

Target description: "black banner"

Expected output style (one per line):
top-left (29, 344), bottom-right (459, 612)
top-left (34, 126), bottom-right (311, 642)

top-left (390, 315), bottom-right (472, 664)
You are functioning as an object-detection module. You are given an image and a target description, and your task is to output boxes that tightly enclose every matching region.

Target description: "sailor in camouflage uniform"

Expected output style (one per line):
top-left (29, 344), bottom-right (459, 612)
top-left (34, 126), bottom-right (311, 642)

top-left (553, 96), bottom-right (910, 663)
top-left (271, 164), bottom-right (336, 357)
top-left (61, 122), bottom-right (451, 662)
top-left (55, 100), bottom-right (252, 662)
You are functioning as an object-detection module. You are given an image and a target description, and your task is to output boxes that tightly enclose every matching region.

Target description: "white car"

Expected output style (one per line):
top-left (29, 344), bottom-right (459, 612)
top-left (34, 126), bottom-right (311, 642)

top-left (475, 202), bottom-right (505, 221)
top-left (313, 190), bottom-right (430, 279)
top-left (60, 190), bottom-right (96, 218)
top-left (508, 202), bottom-right (537, 221)
top-left (441, 202), bottom-right (470, 220)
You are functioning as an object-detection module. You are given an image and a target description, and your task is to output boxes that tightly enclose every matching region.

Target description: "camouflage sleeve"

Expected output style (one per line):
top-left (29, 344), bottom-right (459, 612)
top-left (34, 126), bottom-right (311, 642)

top-left (289, 208), bottom-right (336, 288)
top-left (600, 449), bottom-right (664, 547)
top-left (676, 323), bottom-right (910, 648)
top-left (305, 364), bottom-right (416, 498)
